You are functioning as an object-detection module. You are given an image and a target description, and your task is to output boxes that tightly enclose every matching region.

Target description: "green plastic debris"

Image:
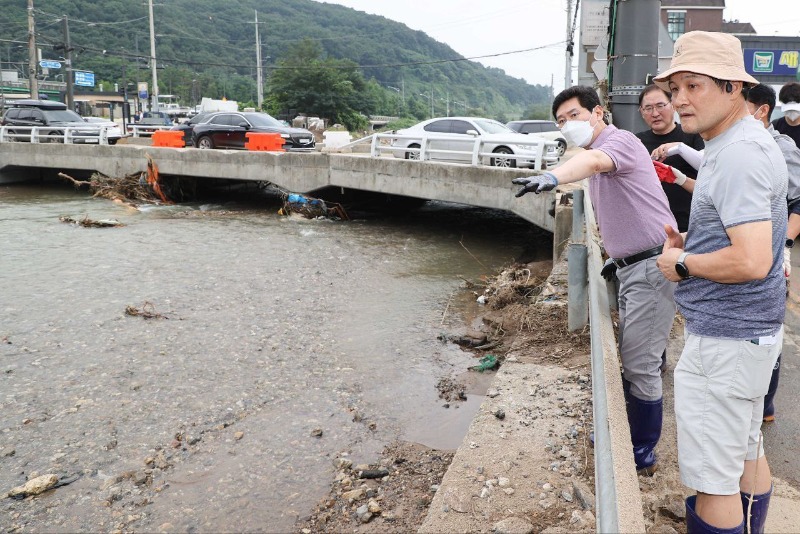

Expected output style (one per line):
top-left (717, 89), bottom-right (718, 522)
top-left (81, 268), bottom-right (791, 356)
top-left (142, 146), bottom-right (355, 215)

top-left (470, 354), bottom-right (498, 372)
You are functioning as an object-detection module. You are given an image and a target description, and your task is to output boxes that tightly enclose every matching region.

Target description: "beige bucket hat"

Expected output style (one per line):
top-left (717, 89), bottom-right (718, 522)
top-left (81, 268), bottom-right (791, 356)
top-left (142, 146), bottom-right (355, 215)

top-left (653, 31), bottom-right (758, 91)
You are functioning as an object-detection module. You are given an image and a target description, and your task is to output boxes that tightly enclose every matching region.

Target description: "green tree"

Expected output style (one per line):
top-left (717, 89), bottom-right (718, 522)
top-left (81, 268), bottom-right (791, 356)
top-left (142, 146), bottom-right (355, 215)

top-left (267, 40), bottom-right (383, 130)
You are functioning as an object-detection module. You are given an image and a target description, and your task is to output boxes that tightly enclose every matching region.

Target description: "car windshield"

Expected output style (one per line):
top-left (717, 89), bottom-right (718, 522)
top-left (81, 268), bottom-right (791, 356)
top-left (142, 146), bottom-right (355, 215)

top-left (244, 113), bottom-right (284, 128)
top-left (43, 109), bottom-right (83, 122)
top-left (473, 119), bottom-right (514, 134)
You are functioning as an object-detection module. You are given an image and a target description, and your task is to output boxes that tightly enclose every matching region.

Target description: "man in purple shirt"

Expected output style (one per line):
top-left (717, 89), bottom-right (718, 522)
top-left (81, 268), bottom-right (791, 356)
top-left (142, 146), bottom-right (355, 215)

top-left (514, 85), bottom-right (677, 477)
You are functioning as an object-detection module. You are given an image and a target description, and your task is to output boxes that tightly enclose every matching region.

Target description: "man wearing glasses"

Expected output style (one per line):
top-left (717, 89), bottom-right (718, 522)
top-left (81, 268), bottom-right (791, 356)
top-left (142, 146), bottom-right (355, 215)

top-left (636, 85), bottom-right (704, 233)
top-left (512, 85), bottom-right (677, 478)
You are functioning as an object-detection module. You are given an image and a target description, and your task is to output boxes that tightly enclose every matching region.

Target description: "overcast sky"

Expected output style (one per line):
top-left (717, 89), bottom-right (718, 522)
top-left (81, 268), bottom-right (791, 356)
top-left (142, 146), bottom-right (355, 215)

top-left (314, 0), bottom-right (800, 92)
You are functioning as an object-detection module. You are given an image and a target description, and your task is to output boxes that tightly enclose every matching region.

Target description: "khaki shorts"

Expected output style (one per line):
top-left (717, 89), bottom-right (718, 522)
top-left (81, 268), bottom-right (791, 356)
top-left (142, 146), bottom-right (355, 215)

top-left (674, 328), bottom-right (782, 495)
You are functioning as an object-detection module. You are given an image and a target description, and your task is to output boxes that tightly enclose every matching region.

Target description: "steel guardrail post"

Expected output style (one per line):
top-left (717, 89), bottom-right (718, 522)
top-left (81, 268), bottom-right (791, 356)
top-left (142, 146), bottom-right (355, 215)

top-left (568, 189), bottom-right (588, 331)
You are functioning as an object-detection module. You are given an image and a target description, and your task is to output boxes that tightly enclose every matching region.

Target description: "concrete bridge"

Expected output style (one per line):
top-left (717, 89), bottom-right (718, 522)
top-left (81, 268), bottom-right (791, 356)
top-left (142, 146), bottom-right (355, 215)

top-left (0, 143), bottom-right (558, 234)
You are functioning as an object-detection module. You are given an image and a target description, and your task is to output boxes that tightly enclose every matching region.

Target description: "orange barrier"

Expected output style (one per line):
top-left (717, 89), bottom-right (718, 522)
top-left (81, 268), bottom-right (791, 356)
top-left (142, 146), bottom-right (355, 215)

top-left (245, 132), bottom-right (285, 152)
top-left (152, 130), bottom-right (185, 148)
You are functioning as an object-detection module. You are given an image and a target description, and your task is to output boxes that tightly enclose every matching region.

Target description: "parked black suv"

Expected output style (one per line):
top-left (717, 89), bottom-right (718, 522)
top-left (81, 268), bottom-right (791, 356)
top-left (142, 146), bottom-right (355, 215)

top-left (1, 99), bottom-right (110, 143)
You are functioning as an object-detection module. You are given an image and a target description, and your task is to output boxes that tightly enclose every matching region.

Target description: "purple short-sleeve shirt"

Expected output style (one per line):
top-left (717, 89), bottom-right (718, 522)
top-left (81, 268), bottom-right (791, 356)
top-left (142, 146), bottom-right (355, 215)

top-left (587, 125), bottom-right (677, 258)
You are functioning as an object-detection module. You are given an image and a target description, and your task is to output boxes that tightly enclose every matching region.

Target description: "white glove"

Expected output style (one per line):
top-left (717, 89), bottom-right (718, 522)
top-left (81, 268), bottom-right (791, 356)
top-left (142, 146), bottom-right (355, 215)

top-left (784, 246), bottom-right (792, 278)
top-left (671, 167), bottom-right (687, 186)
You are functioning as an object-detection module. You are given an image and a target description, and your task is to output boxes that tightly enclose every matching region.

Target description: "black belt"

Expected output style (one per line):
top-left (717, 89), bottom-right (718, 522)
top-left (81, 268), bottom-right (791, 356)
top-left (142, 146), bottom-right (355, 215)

top-left (613, 245), bottom-right (662, 269)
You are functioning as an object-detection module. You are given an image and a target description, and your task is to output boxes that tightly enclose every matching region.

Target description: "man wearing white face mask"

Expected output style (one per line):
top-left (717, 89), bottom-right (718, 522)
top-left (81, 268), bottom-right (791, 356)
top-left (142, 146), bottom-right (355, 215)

top-left (773, 82), bottom-right (800, 148)
top-left (513, 85), bottom-right (677, 477)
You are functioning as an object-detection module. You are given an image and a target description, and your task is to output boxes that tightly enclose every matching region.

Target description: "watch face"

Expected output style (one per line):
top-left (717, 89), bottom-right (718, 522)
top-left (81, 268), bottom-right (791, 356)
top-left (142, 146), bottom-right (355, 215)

top-left (676, 262), bottom-right (689, 278)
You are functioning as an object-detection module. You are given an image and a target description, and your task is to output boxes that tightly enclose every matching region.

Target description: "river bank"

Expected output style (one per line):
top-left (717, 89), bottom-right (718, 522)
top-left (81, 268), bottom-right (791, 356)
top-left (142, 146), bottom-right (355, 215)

top-left (297, 253), bottom-right (598, 533)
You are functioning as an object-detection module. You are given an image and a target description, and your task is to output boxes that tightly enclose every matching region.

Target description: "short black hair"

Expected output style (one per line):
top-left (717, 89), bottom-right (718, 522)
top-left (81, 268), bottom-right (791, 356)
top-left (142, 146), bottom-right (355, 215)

top-left (779, 82), bottom-right (800, 104)
top-left (638, 85), bottom-right (670, 107)
top-left (552, 86), bottom-right (601, 120)
top-left (746, 84), bottom-right (776, 121)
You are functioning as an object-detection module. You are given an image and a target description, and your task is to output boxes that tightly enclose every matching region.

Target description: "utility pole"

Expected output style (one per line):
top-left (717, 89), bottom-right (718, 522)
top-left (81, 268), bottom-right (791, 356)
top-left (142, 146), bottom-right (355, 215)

top-left (430, 83), bottom-right (434, 118)
top-left (62, 15), bottom-right (73, 110)
top-left (27, 0), bottom-right (38, 99)
top-left (253, 10), bottom-right (263, 109)
top-left (564, 0), bottom-right (573, 89)
top-left (148, 0), bottom-right (158, 112)
top-left (122, 61), bottom-right (129, 133)
top-left (608, 0), bottom-right (659, 132)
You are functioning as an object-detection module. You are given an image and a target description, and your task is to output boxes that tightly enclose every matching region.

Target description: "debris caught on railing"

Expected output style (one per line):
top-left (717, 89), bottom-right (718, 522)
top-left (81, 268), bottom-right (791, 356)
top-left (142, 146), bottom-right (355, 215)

top-left (124, 301), bottom-right (168, 320)
top-left (58, 154), bottom-right (174, 208)
top-left (278, 192), bottom-right (349, 220)
top-left (59, 215), bottom-right (125, 228)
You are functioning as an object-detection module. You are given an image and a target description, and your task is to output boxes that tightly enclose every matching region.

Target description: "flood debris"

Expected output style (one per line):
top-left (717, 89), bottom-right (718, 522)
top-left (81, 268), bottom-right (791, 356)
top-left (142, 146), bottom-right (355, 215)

top-left (58, 154), bottom-right (174, 208)
top-left (6, 474), bottom-right (59, 499)
top-left (278, 192), bottom-right (349, 220)
top-left (59, 215), bottom-right (125, 228)
top-left (124, 301), bottom-right (168, 320)
top-left (470, 354), bottom-right (498, 372)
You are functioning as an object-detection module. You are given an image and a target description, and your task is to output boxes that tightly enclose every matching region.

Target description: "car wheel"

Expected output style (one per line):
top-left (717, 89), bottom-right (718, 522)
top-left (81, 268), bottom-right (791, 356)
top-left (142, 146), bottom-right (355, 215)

top-left (108, 139), bottom-right (118, 146)
top-left (196, 136), bottom-right (214, 149)
top-left (491, 147), bottom-right (516, 168)
top-left (405, 143), bottom-right (421, 160)
top-left (557, 139), bottom-right (567, 156)
top-left (45, 131), bottom-right (64, 143)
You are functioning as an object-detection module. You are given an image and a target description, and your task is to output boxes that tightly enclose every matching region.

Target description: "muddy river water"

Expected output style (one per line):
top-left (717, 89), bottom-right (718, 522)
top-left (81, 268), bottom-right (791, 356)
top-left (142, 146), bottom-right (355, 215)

top-left (0, 182), bottom-right (549, 532)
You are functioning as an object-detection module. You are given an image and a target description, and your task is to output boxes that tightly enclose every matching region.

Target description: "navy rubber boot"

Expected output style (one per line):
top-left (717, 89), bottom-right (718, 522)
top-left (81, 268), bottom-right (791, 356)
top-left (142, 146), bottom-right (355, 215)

top-left (762, 353), bottom-right (781, 422)
top-left (686, 496), bottom-right (744, 534)
top-left (623, 379), bottom-right (662, 475)
top-left (741, 485), bottom-right (772, 534)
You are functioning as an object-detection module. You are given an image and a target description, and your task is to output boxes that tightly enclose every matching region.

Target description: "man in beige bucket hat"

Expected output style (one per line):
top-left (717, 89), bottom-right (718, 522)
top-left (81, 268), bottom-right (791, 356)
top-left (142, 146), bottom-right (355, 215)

top-left (654, 31), bottom-right (788, 534)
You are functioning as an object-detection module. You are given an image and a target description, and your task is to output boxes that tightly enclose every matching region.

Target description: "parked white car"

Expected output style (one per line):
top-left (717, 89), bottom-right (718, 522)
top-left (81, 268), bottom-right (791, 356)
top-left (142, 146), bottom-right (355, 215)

top-left (83, 117), bottom-right (124, 145)
top-left (506, 120), bottom-right (568, 156)
top-left (391, 117), bottom-right (557, 168)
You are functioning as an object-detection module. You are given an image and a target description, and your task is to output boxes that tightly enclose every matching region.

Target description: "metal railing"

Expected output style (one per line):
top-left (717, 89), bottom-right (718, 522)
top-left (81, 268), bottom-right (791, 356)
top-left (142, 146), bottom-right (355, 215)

top-left (369, 132), bottom-right (560, 169)
top-left (0, 125), bottom-right (117, 144)
top-left (568, 187), bottom-right (646, 533)
top-left (128, 124), bottom-right (173, 137)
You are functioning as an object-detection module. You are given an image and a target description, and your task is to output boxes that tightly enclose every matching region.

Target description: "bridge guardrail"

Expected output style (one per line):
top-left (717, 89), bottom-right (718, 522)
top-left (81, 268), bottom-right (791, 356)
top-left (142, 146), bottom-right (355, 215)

top-left (569, 187), bottom-right (646, 533)
top-left (128, 124), bottom-right (173, 138)
top-left (0, 125), bottom-right (116, 144)
top-left (371, 132), bottom-right (559, 169)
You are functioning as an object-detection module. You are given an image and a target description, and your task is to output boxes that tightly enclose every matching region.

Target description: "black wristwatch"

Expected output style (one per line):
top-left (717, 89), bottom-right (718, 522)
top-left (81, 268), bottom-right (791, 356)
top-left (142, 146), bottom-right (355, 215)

top-left (787, 239), bottom-right (795, 248)
top-left (675, 252), bottom-right (691, 279)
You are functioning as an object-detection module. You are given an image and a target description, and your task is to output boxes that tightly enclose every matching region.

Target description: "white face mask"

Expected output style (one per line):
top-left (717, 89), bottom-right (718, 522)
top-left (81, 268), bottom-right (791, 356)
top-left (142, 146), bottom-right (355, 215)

top-left (785, 110), bottom-right (800, 122)
top-left (561, 117), bottom-right (597, 148)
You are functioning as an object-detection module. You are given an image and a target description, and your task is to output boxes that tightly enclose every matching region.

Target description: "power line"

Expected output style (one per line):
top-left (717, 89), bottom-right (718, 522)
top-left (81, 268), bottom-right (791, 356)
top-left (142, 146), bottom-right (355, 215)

top-left (65, 40), bottom-right (565, 72)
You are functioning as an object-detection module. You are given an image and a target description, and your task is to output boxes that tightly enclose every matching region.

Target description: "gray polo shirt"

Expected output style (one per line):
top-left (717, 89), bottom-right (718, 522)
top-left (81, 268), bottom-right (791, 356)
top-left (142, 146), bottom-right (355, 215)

top-left (676, 117), bottom-right (788, 339)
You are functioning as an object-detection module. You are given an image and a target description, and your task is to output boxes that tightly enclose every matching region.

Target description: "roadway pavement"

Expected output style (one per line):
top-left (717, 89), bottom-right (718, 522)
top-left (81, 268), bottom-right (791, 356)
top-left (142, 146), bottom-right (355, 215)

top-left (763, 248), bottom-right (800, 487)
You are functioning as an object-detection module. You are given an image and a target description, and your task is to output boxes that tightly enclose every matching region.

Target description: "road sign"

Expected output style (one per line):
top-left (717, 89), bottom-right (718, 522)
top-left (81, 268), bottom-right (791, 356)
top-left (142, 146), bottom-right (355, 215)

top-left (74, 71), bottom-right (95, 87)
top-left (39, 60), bottom-right (62, 69)
top-left (138, 82), bottom-right (148, 99)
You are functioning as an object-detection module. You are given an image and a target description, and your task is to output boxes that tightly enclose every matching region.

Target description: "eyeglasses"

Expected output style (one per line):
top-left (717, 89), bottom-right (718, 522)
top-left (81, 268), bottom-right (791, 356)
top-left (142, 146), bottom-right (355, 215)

top-left (640, 102), bottom-right (670, 114)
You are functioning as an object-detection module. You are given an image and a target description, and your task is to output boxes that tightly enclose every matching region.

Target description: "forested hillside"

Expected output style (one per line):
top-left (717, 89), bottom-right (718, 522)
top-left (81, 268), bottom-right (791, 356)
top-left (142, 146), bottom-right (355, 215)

top-left (0, 0), bottom-right (551, 121)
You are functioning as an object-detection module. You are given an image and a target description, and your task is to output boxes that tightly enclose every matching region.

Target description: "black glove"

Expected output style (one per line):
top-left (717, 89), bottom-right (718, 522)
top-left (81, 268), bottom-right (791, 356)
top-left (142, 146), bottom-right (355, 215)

top-left (601, 258), bottom-right (617, 281)
top-left (512, 172), bottom-right (558, 197)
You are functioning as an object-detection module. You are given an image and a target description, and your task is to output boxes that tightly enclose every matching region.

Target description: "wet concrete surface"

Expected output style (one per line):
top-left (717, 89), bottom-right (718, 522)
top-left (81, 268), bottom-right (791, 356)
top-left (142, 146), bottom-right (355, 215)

top-left (0, 182), bottom-right (551, 532)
